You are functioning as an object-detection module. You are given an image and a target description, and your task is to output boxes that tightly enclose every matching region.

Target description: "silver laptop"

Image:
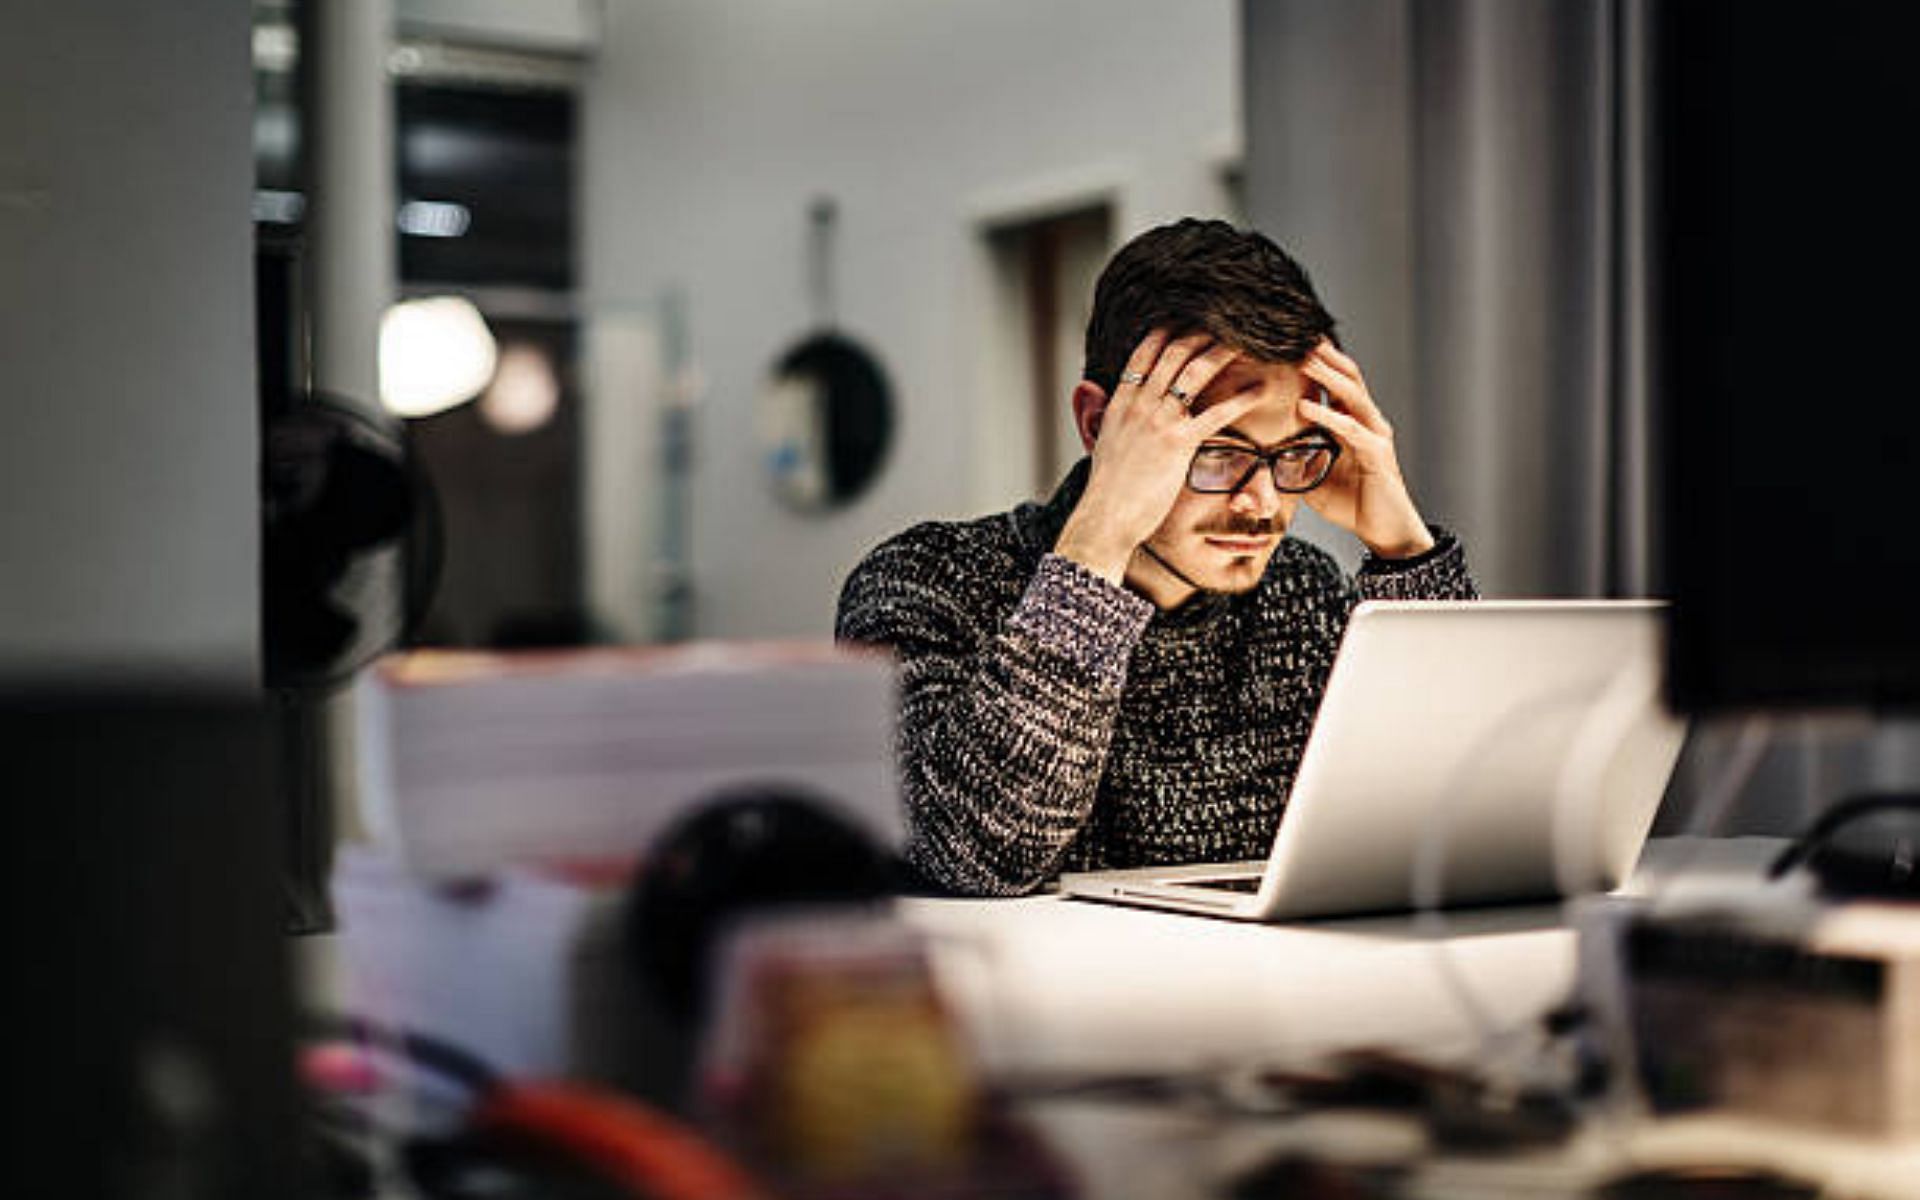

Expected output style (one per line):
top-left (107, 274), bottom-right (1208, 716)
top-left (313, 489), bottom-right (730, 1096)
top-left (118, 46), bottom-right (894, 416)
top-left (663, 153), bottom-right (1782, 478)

top-left (1060, 600), bottom-right (1688, 921)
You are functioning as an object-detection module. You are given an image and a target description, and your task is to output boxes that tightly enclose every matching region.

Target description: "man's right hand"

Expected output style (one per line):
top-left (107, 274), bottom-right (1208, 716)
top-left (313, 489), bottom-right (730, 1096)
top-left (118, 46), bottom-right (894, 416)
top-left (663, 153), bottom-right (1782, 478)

top-left (1054, 330), bottom-right (1263, 584)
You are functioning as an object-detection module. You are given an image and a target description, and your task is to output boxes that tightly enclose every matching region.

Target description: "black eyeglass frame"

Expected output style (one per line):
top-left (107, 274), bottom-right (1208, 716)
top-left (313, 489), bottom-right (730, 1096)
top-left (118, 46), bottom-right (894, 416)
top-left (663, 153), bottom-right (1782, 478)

top-left (1185, 436), bottom-right (1343, 495)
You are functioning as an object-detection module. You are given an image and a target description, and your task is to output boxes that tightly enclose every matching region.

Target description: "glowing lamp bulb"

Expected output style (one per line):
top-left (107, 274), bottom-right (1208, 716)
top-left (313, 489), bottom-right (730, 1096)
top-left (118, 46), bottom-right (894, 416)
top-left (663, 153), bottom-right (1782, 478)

top-left (379, 296), bottom-right (498, 418)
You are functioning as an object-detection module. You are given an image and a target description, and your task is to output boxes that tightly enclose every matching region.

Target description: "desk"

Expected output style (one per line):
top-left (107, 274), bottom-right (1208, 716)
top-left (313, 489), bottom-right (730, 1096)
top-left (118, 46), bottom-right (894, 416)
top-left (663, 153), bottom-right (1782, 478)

top-left (890, 838), bottom-right (1920, 1200)
top-left (896, 837), bottom-right (1775, 1080)
top-left (898, 888), bottom-right (1577, 1199)
top-left (901, 888), bottom-right (1574, 1080)
top-left (328, 837), bottom-right (1919, 1198)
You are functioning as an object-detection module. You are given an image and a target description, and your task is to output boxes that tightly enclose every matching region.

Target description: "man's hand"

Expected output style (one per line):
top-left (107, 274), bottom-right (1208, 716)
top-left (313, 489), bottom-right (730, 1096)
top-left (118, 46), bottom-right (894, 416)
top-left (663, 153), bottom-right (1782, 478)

top-left (1297, 341), bottom-right (1435, 559)
top-left (1055, 331), bottom-right (1265, 584)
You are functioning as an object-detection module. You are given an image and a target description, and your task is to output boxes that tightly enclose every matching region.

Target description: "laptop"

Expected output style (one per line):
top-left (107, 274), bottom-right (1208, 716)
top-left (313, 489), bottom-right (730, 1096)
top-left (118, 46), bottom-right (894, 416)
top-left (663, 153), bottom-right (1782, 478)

top-left (1059, 600), bottom-right (1689, 920)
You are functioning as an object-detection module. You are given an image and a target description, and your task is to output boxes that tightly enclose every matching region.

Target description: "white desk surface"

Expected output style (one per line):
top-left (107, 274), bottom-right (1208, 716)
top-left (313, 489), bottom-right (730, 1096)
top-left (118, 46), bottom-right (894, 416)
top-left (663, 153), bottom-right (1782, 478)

top-left (900, 883), bottom-right (1576, 1078)
top-left (890, 837), bottom-right (1920, 1200)
top-left (895, 836), bottom-right (1784, 1079)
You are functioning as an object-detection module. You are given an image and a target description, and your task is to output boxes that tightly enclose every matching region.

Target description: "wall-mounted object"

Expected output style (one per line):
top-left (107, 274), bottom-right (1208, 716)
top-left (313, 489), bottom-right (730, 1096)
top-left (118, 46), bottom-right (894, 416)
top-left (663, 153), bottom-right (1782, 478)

top-left (758, 199), bottom-right (894, 512)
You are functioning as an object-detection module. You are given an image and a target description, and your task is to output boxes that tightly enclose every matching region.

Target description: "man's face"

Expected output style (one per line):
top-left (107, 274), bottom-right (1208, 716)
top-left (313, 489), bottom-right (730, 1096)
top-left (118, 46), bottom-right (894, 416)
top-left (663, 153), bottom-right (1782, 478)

top-left (1142, 356), bottom-right (1318, 595)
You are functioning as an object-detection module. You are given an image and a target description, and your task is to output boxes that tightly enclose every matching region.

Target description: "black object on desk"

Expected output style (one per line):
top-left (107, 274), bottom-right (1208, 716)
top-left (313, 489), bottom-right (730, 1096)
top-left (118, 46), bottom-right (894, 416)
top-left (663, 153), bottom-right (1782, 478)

top-left (623, 785), bottom-right (900, 1025)
top-left (1229, 1153), bottom-right (1403, 1200)
top-left (1595, 1164), bottom-right (1823, 1200)
top-left (1768, 794), bottom-right (1920, 900)
top-left (406, 1136), bottom-right (639, 1200)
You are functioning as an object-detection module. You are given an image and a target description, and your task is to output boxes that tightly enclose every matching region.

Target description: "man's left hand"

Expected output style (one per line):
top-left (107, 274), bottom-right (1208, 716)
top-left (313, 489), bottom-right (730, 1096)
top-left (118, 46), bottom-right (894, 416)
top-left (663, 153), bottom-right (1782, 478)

top-left (1296, 340), bottom-right (1435, 560)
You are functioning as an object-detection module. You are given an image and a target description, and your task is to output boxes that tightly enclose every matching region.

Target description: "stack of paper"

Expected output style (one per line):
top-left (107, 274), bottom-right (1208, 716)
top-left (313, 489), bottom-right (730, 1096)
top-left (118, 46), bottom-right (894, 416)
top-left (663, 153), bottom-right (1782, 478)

top-left (353, 641), bottom-right (902, 879)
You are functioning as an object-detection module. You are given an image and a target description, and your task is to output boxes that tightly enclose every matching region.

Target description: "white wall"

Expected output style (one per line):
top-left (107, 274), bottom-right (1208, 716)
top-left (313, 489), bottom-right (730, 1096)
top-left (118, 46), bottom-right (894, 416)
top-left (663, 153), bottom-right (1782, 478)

top-left (0, 0), bottom-right (258, 688)
top-left (580, 0), bottom-right (1239, 639)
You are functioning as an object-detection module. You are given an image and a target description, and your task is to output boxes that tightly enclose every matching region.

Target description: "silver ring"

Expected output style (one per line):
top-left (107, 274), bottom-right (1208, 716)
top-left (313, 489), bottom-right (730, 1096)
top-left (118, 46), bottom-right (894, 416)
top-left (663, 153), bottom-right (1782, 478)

top-left (1166, 385), bottom-right (1192, 405)
top-left (1119, 370), bottom-right (1148, 386)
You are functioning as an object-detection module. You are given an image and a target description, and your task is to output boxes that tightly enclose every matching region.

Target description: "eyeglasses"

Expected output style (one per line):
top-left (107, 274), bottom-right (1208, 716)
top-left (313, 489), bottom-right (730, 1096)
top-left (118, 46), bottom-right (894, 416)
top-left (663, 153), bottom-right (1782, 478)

top-left (1186, 437), bottom-right (1341, 494)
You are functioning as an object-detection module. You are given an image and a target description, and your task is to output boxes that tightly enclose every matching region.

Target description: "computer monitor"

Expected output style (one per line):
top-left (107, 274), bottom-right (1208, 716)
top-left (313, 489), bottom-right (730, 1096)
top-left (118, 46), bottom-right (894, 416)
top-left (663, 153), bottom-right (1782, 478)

top-left (1656, 0), bottom-right (1920, 714)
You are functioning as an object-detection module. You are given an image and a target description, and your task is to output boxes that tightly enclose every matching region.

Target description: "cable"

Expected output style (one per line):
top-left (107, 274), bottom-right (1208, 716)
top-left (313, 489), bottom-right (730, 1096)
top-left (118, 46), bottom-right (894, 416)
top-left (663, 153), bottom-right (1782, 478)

top-left (1766, 792), bottom-right (1920, 883)
top-left (303, 1013), bottom-right (502, 1100)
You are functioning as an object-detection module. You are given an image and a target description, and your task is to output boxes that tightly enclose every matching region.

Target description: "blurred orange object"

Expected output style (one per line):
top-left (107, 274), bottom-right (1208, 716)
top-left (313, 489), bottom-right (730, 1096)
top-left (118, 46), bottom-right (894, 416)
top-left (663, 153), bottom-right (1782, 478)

top-left (474, 1080), bottom-right (773, 1200)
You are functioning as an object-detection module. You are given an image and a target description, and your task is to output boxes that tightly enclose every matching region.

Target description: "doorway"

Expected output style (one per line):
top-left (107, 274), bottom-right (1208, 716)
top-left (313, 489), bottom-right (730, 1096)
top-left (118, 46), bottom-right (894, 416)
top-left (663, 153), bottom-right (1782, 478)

top-left (982, 204), bottom-right (1114, 501)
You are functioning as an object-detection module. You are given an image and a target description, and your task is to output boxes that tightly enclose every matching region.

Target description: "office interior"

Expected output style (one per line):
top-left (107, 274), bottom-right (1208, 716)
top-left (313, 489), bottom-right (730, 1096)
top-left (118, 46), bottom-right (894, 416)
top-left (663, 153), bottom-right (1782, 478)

top-left (6, 1), bottom-right (1918, 1197)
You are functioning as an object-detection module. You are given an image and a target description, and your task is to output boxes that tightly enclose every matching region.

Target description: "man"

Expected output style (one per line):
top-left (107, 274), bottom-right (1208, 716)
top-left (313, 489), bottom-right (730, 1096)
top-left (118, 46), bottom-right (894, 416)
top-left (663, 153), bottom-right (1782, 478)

top-left (836, 219), bottom-right (1477, 896)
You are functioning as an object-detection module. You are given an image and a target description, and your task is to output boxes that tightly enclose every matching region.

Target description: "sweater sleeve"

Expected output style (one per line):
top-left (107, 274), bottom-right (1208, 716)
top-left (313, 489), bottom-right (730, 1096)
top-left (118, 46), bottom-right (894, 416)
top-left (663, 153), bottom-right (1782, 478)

top-left (836, 537), bottom-right (1153, 896)
top-left (1354, 525), bottom-right (1479, 601)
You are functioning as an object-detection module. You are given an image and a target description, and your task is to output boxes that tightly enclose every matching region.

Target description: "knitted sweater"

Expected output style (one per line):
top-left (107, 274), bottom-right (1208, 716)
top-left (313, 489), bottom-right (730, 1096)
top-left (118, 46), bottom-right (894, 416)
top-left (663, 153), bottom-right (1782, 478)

top-left (834, 458), bottom-right (1479, 896)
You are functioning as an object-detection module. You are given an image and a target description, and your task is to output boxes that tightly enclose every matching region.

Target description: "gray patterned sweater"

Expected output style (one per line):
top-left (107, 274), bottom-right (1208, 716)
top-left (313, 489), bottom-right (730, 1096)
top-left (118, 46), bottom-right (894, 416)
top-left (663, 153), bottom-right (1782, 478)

top-left (835, 459), bottom-right (1478, 896)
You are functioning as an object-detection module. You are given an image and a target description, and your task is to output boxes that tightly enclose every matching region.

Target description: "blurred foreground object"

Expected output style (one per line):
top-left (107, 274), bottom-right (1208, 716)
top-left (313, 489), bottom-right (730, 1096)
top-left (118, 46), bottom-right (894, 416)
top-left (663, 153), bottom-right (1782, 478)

top-left (620, 788), bottom-right (901, 1114)
top-left (624, 788), bottom-right (899, 1029)
top-left (461, 1080), bottom-right (771, 1200)
top-left (298, 1018), bottom-right (772, 1200)
top-left (330, 847), bottom-right (617, 1090)
top-left (700, 911), bottom-right (1067, 1198)
top-left (352, 642), bottom-right (902, 877)
top-left (329, 788), bottom-right (1069, 1197)
top-left (703, 914), bottom-right (976, 1178)
top-left (12, 695), bottom-right (306, 1198)
top-left (1617, 900), bottom-right (1920, 1137)
top-left (330, 788), bottom-right (902, 1122)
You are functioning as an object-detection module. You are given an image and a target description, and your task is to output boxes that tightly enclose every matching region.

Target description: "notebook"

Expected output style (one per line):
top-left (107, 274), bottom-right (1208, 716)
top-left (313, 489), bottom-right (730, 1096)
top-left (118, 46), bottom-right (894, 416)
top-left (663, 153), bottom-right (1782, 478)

top-left (1059, 600), bottom-right (1688, 920)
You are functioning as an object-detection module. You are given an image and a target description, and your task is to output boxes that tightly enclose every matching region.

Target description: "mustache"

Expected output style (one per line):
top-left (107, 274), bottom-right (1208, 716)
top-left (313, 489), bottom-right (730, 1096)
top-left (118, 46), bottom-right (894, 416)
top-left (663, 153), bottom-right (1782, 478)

top-left (1195, 516), bottom-right (1283, 537)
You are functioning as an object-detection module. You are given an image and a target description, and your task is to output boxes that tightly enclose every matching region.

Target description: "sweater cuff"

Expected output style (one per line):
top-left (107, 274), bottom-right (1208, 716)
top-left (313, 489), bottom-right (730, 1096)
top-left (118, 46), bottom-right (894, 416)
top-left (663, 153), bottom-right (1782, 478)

top-left (1007, 553), bottom-right (1155, 688)
top-left (1357, 525), bottom-right (1476, 600)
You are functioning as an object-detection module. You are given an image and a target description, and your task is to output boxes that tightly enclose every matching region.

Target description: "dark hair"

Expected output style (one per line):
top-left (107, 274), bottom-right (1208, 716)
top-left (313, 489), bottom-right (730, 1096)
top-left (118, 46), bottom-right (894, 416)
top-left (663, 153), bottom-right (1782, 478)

top-left (1082, 218), bottom-right (1338, 393)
